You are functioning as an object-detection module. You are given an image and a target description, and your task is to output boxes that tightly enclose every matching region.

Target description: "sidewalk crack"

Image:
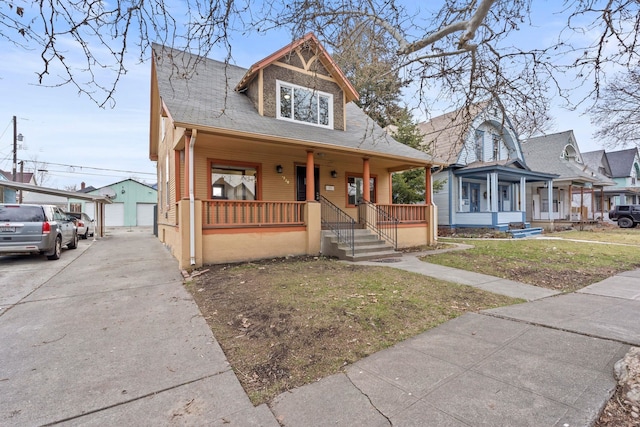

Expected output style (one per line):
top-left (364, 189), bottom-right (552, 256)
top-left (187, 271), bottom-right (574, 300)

top-left (344, 372), bottom-right (392, 426)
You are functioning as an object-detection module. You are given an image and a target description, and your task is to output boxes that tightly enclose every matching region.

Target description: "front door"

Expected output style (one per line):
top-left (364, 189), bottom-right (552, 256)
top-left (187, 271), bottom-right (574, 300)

top-left (470, 183), bottom-right (481, 212)
top-left (296, 166), bottom-right (320, 201)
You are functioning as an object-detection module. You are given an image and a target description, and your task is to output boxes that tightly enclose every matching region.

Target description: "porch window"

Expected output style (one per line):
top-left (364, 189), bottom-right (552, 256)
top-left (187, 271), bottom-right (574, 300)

top-left (211, 164), bottom-right (257, 200)
top-left (460, 181), bottom-right (481, 212)
top-left (347, 175), bottom-right (376, 206)
top-left (276, 80), bottom-right (333, 128)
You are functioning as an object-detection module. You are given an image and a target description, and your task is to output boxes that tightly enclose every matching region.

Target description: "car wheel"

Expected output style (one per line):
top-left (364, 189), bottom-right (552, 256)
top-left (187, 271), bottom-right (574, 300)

top-left (68, 232), bottom-right (78, 249)
top-left (83, 229), bottom-right (89, 239)
top-left (618, 217), bottom-right (634, 228)
top-left (47, 237), bottom-right (62, 260)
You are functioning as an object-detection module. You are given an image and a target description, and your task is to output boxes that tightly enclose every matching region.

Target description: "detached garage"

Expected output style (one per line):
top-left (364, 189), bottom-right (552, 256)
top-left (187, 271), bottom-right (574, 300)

top-left (105, 203), bottom-right (125, 226)
top-left (82, 179), bottom-right (157, 227)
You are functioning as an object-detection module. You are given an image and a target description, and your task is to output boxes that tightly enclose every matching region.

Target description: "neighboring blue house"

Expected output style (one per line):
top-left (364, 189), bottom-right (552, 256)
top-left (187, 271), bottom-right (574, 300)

top-left (582, 148), bottom-right (640, 210)
top-left (69, 179), bottom-right (157, 227)
top-left (419, 101), bottom-right (556, 233)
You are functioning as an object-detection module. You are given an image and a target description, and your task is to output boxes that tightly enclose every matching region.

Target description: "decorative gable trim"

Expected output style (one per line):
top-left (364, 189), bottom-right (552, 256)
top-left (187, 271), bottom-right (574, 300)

top-left (234, 33), bottom-right (359, 103)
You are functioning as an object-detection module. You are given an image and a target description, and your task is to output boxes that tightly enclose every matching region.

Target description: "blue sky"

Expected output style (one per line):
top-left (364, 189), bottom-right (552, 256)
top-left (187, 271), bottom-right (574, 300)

top-left (0, 4), bottom-right (609, 190)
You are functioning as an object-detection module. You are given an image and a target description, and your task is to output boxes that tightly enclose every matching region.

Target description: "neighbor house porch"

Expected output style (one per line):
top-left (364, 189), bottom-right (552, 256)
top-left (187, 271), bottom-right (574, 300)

top-left (437, 161), bottom-right (556, 232)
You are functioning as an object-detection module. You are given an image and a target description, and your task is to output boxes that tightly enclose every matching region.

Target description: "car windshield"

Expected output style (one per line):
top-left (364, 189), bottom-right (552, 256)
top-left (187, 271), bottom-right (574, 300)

top-left (0, 206), bottom-right (45, 222)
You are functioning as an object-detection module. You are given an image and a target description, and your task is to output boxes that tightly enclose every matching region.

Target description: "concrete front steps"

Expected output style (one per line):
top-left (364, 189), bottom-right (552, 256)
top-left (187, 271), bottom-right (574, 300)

top-left (507, 226), bottom-right (543, 239)
top-left (321, 229), bottom-right (401, 261)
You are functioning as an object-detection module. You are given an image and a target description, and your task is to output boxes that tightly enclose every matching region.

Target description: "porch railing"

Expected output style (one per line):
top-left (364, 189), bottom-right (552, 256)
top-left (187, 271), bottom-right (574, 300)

top-left (376, 204), bottom-right (427, 223)
top-left (319, 196), bottom-right (355, 257)
top-left (358, 201), bottom-right (398, 250)
top-left (202, 200), bottom-right (305, 227)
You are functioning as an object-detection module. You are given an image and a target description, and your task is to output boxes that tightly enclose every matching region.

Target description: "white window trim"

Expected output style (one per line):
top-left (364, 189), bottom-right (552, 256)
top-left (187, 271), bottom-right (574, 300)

top-left (276, 80), bottom-right (333, 129)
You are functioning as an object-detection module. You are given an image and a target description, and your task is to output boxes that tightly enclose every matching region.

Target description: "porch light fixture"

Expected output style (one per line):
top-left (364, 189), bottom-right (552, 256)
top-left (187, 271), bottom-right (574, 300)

top-left (276, 165), bottom-right (283, 174)
top-left (331, 170), bottom-right (337, 178)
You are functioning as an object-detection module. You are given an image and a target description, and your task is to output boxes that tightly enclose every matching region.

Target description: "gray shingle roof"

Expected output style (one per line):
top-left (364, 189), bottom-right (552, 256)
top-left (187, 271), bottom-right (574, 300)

top-left (417, 102), bottom-right (488, 164)
top-left (581, 150), bottom-right (609, 175)
top-left (603, 148), bottom-right (639, 178)
top-left (523, 131), bottom-right (614, 186)
top-left (152, 44), bottom-right (441, 165)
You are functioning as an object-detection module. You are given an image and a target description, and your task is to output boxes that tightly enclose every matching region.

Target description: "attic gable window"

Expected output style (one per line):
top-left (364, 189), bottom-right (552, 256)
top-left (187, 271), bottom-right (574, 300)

top-left (276, 80), bottom-right (333, 128)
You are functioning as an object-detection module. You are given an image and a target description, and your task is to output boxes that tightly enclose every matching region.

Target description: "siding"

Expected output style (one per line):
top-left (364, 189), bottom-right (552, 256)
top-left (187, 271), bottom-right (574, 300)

top-left (433, 171), bottom-right (450, 226)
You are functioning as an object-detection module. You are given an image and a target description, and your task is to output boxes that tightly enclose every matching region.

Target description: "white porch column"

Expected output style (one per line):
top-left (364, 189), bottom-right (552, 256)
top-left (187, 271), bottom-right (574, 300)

top-left (491, 172), bottom-right (499, 212)
top-left (520, 177), bottom-right (526, 211)
top-left (486, 174), bottom-right (491, 211)
top-left (547, 180), bottom-right (554, 219)
top-left (458, 177), bottom-right (463, 211)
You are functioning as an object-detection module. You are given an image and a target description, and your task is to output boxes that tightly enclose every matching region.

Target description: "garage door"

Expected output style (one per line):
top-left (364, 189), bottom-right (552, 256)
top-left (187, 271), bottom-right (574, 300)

top-left (105, 203), bottom-right (125, 227)
top-left (136, 203), bottom-right (155, 226)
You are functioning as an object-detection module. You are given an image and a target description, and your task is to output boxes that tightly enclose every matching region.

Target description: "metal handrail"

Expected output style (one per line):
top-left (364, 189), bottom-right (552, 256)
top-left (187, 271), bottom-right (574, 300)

top-left (358, 201), bottom-right (399, 250)
top-left (319, 196), bottom-right (355, 257)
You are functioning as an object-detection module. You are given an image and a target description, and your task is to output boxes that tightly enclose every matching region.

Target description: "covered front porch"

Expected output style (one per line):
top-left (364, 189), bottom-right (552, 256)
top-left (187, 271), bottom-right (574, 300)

top-left (446, 162), bottom-right (556, 231)
top-left (529, 182), bottom-right (613, 230)
top-left (159, 129), bottom-right (442, 269)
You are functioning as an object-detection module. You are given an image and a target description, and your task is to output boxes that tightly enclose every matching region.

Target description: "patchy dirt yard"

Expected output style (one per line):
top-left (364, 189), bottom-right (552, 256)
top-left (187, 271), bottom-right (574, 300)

top-left (186, 256), bottom-right (520, 405)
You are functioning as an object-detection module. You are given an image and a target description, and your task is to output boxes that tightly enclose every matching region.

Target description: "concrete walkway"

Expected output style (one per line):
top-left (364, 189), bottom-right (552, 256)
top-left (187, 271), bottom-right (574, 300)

top-left (353, 254), bottom-right (560, 301)
top-left (1, 231), bottom-right (639, 426)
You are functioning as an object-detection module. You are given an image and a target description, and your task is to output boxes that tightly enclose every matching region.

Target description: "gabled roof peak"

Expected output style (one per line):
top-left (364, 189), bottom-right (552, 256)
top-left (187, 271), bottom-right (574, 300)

top-left (234, 32), bottom-right (359, 103)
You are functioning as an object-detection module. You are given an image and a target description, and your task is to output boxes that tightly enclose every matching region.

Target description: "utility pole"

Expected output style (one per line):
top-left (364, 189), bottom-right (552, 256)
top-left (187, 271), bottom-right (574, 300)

top-left (12, 115), bottom-right (17, 181)
top-left (12, 116), bottom-right (24, 183)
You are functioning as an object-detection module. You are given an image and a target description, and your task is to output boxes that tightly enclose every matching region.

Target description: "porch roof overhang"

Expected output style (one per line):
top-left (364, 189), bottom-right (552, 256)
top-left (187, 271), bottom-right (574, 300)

top-left (601, 186), bottom-right (640, 195)
top-left (452, 164), bottom-right (558, 183)
top-left (173, 122), bottom-right (448, 171)
top-left (543, 177), bottom-right (615, 188)
top-left (0, 181), bottom-right (113, 203)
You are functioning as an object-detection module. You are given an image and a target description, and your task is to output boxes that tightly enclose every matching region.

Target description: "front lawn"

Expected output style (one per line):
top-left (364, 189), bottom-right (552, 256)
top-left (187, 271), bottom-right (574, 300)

top-left (424, 235), bottom-right (640, 292)
top-left (187, 257), bottom-right (520, 405)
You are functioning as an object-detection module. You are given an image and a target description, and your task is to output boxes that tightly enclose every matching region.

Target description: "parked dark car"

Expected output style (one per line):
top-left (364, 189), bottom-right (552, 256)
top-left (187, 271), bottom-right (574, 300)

top-left (609, 204), bottom-right (640, 228)
top-left (0, 204), bottom-right (78, 260)
top-left (66, 212), bottom-right (96, 239)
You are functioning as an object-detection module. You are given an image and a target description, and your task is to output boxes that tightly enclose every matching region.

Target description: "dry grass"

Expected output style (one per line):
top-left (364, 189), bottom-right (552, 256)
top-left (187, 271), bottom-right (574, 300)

top-left (186, 257), bottom-right (521, 404)
top-left (424, 237), bottom-right (640, 292)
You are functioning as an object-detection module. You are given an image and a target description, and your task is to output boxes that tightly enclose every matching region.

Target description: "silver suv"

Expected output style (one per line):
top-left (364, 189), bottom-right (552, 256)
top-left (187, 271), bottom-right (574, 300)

top-left (0, 204), bottom-right (78, 260)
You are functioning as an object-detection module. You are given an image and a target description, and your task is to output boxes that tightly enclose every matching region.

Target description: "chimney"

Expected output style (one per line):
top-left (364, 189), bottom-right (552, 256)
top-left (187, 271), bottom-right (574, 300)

top-left (81, 182), bottom-right (86, 190)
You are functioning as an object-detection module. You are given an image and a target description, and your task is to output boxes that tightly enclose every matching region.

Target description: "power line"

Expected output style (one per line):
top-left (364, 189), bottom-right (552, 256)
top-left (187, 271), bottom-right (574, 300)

top-left (37, 169), bottom-right (154, 179)
top-left (16, 159), bottom-right (156, 176)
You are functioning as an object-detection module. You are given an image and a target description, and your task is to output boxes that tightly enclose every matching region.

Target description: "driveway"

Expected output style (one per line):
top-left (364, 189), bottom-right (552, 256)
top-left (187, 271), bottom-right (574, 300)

top-left (0, 228), bottom-right (275, 426)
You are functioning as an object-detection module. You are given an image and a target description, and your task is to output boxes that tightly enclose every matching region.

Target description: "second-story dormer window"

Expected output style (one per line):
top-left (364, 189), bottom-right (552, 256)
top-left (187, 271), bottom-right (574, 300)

top-left (492, 134), bottom-right (500, 160)
top-left (277, 80), bottom-right (333, 128)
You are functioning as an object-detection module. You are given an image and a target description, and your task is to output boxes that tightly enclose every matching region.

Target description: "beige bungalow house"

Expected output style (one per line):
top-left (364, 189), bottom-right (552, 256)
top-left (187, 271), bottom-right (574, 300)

top-left (150, 34), bottom-right (444, 269)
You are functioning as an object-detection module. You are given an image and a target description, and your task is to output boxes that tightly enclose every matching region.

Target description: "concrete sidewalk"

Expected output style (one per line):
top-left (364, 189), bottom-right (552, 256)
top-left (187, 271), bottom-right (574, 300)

top-left (2, 231), bottom-right (638, 426)
top-left (0, 229), bottom-right (277, 426)
top-left (270, 258), bottom-right (640, 426)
